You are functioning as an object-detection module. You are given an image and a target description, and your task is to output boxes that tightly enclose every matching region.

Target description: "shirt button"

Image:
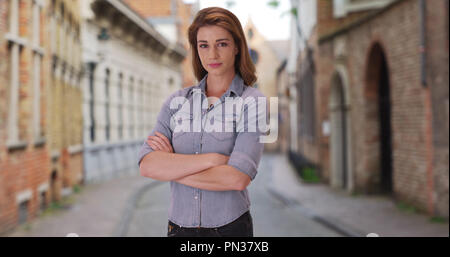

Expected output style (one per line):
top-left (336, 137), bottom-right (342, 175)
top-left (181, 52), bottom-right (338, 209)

top-left (194, 196), bottom-right (198, 200)
top-left (195, 152), bottom-right (199, 154)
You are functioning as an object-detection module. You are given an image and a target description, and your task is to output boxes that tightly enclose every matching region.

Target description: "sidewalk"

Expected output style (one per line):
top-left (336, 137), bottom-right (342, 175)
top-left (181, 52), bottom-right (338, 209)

top-left (267, 153), bottom-right (449, 237)
top-left (6, 173), bottom-right (153, 237)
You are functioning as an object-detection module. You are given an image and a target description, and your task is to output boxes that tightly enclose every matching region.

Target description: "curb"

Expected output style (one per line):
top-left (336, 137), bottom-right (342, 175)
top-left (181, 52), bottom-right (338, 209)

top-left (113, 180), bottom-right (163, 237)
top-left (267, 186), bottom-right (365, 237)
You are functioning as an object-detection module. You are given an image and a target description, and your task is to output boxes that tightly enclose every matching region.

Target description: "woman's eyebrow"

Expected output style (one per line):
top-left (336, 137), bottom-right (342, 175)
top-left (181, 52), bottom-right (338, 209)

top-left (198, 38), bottom-right (231, 43)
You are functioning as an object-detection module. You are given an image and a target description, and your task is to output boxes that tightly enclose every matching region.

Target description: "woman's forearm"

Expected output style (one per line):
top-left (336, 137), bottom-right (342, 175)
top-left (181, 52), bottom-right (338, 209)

top-left (175, 165), bottom-right (250, 191)
top-left (140, 151), bottom-right (218, 181)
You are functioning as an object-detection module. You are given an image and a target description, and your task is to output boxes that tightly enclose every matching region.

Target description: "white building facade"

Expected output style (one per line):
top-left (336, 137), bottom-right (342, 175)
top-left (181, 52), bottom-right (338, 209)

top-left (80, 0), bottom-right (186, 182)
top-left (287, 0), bottom-right (317, 153)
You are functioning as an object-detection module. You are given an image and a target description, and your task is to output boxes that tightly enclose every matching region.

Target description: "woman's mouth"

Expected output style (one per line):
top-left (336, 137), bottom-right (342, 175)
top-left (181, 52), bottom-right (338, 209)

top-left (208, 63), bottom-right (222, 68)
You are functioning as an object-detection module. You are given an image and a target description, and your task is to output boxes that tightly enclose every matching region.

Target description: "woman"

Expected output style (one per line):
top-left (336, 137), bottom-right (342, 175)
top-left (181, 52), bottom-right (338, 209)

top-left (138, 7), bottom-right (266, 237)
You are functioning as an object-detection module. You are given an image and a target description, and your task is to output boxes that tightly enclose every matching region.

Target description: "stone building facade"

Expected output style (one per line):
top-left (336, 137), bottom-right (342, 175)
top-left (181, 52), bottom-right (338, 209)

top-left (81, 0), bottom-right (186, 183)
top-left (47, 0), bottom-right (83, 201)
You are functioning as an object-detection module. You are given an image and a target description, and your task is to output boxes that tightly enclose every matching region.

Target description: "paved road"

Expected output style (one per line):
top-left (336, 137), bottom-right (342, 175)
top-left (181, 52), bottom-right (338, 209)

top-left (125, 154), bottom-right (342, 237)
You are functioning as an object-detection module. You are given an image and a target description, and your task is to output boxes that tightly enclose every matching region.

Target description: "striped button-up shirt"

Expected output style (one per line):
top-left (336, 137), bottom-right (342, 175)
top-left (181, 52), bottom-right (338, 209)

top-left (138, 73), bottom-right (266, 228)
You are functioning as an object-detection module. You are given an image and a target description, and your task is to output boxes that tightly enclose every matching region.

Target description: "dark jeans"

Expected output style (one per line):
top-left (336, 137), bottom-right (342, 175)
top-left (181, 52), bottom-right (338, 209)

top-left (167, 211), bottom-right (253, 237)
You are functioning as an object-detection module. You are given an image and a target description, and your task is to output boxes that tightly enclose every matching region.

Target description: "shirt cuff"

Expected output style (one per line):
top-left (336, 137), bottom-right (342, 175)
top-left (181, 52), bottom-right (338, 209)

top-left (227, 151), bottom-right (258, 180)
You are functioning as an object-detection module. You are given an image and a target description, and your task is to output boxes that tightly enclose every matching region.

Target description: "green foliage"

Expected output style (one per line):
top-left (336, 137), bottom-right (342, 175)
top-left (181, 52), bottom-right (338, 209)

top-left (225, 0), bottom-right (236, 9)
top-left (267, 0), bottom-right (280, 8)
top-left (73, 184), bottom-right (82, 194)
top-left (396, 201), bottom-right (418, 214)
top-left (429, 216), bottom-right (448, 224)
top-left (301, 167), bottom-right (320, 183)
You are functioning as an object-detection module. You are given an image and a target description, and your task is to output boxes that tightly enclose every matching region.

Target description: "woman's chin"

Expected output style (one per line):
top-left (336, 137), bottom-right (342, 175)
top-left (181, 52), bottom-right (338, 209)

top-left (206, 68), bottom-right (231, 76)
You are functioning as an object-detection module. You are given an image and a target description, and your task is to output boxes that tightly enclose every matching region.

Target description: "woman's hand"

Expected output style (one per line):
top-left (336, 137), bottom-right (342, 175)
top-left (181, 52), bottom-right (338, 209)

top-left (147, 132), bottom-right (229, 166)
top-left (211, 153), bottom-right (230, 166)
top-left (147, 131), bottom-right (174, 153)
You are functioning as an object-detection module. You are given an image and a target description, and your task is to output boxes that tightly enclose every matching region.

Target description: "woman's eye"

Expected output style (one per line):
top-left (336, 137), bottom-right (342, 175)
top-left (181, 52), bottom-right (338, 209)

top-left (218, 42), bottom-right (228, 47)
top-left (199, 44), bottom-right (208, 48)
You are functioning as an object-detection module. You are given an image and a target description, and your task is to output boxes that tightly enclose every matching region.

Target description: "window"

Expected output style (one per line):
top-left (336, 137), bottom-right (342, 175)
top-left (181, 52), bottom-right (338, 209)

top-left (249, 48), bottom-right (259, 65)
top-left (300, 71), bottom-right (316, 140)
top-left (118, 73), bottom-right (123, 139)
top-left (248, 28), bottom-right (254, 39)
top-left (32, 0), bottom-right (44, 141)
top-left (129, 77), bottom-right (134, 138)
top-left (139, 80), bottom-right (144, 137)
top-left (6, 0), bottom-right (22, 145)
top-left (88, 63), bottom-right (96, 142)
top-left (105, 69), bottom-right (110, 141)
top-left (299, 50), bottom-right (316, 140)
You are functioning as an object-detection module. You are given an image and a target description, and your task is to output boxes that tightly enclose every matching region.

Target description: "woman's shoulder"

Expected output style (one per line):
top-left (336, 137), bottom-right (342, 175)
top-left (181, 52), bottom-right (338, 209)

top-left (162, 86), bottom-right (195, 105)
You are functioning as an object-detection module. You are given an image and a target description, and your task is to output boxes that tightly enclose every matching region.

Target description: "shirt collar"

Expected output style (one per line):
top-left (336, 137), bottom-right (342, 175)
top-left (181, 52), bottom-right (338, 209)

top-left (190, 73), bottom-right (245, 98)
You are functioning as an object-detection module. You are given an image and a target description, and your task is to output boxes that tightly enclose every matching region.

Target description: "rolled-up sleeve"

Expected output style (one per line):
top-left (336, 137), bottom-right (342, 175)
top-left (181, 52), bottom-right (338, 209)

top-left (227, 90), bottom-right (267, 180)
top-left (137, 94), bottom-right (174, 167)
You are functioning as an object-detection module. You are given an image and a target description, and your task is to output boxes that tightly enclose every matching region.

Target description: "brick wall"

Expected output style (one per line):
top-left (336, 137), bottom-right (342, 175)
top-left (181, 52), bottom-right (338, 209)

top-left (426, 0), bottom-right (449, 217)
top-left (0, 0), bottom-right (52, 235)
top-left (317, 0), bottom-right (373, 38)
top-left (124, 0), bottom-right (172, 18)
top-left (0, 0), bottom-right (84, 234)
top-left (315, 0), bottom-right (447, 216)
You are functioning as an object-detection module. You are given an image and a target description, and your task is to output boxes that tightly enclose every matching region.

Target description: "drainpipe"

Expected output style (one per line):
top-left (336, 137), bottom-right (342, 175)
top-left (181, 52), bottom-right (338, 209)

top-left (419, 0), bottom-right (427, 87)
top-left (420, 0), bottom-right (434, 216)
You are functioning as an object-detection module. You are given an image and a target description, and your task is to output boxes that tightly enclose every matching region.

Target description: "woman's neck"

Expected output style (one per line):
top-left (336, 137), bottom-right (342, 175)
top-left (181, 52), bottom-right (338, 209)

top-left (206, 71), bottom-right (235, 98)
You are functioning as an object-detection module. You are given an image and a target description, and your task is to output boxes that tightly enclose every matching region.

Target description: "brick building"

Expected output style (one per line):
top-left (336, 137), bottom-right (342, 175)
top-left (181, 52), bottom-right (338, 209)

top-left (124, 0), bottom-right (199, 88)
top-left (0, 0), bottom-right (83, 235)
top-left (0, 0), bottom-right (51, 234)
top-left (1, 0), bottom-right (50, 234)
top-left (47, 0), bottom-right (83, 202)
top-left (294, 0), bottom-right (448, 217)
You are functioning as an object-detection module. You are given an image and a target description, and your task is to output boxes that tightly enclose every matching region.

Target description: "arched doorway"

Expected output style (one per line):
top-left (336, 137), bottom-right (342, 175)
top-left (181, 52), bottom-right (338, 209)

top-left (365, 43), bottom-right (393, 195)
top-left (330, 71), bottom-right (351, 190)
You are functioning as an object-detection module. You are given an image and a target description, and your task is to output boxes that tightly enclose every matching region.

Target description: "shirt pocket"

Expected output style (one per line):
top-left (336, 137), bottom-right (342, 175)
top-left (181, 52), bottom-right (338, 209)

top-left (172, 113), bottom-right (193, 153)
top-left (204, 113), bottom-right (236, 155)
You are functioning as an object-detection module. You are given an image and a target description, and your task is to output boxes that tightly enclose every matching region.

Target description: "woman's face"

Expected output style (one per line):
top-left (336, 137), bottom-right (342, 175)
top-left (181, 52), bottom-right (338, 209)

top-left (197, 25), bottom-right (238, 77)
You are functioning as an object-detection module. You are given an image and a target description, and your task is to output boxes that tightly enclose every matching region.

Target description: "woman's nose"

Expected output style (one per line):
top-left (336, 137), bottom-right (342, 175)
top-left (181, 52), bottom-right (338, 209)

top-left (209, 46), bottom-right (219, 58)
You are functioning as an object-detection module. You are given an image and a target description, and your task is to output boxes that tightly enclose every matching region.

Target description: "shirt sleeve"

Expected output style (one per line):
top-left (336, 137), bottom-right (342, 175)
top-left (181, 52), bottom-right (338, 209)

top-left (137, 94), bottom-right (174, 167)
top-left (227, 90), bottom-right (267, 181)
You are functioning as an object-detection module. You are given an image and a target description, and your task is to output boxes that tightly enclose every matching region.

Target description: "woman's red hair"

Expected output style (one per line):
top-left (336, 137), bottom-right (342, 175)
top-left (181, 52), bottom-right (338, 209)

top-left (188, 7), bottom-right (257, 86)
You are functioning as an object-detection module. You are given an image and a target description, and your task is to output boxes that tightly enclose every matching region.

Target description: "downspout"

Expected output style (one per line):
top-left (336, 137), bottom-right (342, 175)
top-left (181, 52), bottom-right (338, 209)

top-left (419, 0), bottom-right (434, 216)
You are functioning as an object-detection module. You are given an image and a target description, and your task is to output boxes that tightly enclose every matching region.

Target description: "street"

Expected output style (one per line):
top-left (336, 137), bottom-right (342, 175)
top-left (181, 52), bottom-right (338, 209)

top-left (6, 153), bottom-right (447, 237)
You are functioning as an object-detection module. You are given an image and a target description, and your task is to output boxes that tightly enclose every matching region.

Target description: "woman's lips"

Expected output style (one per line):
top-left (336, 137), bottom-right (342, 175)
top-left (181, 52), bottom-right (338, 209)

top-left (208, 63), bottom-right (222, 68)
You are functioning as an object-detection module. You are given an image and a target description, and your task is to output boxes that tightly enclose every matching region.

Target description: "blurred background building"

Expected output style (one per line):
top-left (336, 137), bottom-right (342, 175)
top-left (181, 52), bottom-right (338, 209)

top-left (0, 0), bottom-right (83, 234)
top-left (0, 0), bottom-right (187, 234)
top-left (245, 18), bottom-right (289, 152)
top-left (282, 0), bottom-right (449, 218)
top-left (123, 0), bottom-right (199, 88)
top-left (80, 0), bottom-right (186, 183)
